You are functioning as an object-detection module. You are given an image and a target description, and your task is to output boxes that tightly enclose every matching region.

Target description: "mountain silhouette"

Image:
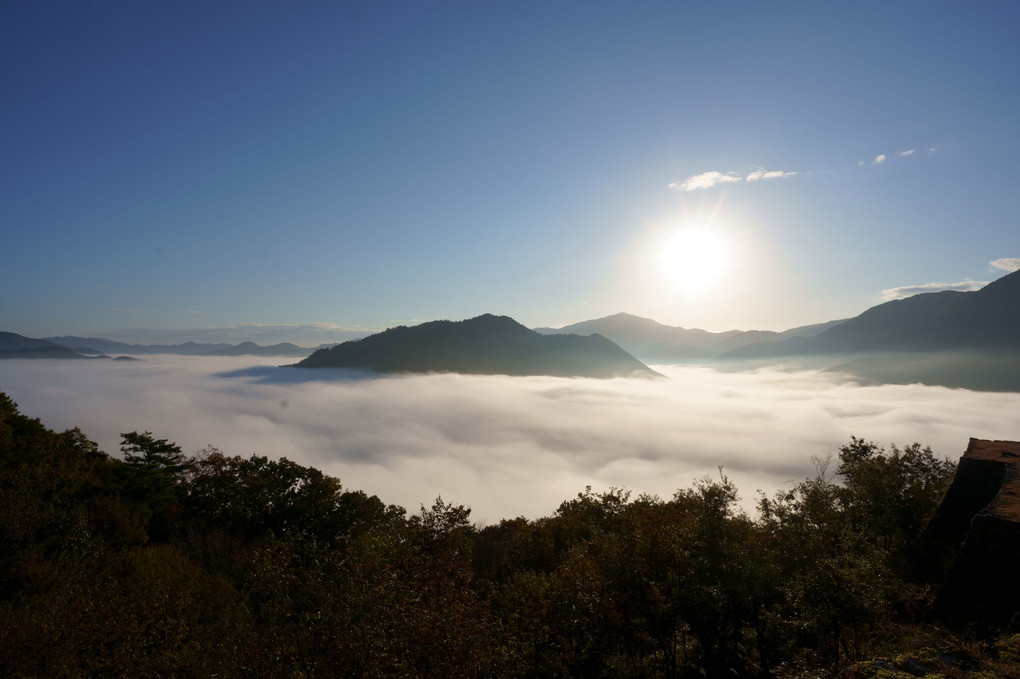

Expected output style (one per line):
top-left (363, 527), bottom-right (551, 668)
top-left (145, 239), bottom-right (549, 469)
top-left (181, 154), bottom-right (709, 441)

top-left (42, 336), bottom-right (314, 357)
top-left (0, 332), bottom-right (88, 359)
top-left (203, 342), bottom-right (309, 357)
top-left (535, 312), bottom-right (845, 361)
top-left (43, 337), bottom-right (234, 355)
top-left (1, 331), bottom-right (61, 352)
top-left (725, 268), bottom-right (1020, 359)
top-left (296, 314), bottom-right (658, 378)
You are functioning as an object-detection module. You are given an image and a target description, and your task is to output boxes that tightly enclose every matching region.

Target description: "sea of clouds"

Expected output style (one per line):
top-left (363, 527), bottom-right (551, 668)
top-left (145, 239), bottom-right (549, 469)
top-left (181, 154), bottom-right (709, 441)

top-left (2, 356), bottom-right (1019, 523)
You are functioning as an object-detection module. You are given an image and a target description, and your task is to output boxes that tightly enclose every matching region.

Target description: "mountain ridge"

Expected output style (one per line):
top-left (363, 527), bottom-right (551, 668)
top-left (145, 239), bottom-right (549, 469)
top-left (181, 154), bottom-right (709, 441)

top-left (296, 314), bottom-right (658, 378)
top-left (0, 332), bottom-right (91, 359)
top-left (535, 312), bottom-right (846, 362)
top-left (41, 336), bottom-right (316, 357)
top-left (723, 268), bottom-right (1020, 359)
top-left (0, 332), bottom-right (319, 359)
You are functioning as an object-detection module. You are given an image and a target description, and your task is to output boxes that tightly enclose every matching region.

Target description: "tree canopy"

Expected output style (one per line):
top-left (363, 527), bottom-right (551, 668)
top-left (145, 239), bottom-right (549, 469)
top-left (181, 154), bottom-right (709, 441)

top-left (3, 391), bottom-right (1014, 679)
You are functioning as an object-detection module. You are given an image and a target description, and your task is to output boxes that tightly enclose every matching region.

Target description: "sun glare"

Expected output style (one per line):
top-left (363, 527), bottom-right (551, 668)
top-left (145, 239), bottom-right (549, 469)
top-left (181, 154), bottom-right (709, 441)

top-left (660, 229), bottom-right (728, 289)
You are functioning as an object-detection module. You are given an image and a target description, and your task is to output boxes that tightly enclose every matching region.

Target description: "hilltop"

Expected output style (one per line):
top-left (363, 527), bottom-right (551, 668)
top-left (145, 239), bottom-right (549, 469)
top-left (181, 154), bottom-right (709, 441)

top-left (296, 314), bottom-right (657, 378)
top-left (724, 268), bottom-right (1020, 359)
top-left (0, 332), bottom-right (320, 359)
top-left (716, 269), bottom-right (1020, 391)
top-left (536, 313), bottom-right (844, 362)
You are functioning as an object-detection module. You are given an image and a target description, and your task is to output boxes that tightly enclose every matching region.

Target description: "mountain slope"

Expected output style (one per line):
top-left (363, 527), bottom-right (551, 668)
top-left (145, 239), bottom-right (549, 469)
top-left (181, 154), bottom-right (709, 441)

top-left (43, 337), bottom-right (234, 355)
top-left (536, 313), bottom-right (727, 350)
top-left (1, 331), bottom-right (63, 351)
top-left (0, 332), bottom-right (88, 359)
top-left (42, 337), bottom-right (314, 356)
top-left (203, 342), bottom-right (310, 357)
top-left (535, 312), bottom-right (846, 361)
top-left (296, 314), bottom-right (657, 378)
top-left (725, 268), bottom-right (1020, 359)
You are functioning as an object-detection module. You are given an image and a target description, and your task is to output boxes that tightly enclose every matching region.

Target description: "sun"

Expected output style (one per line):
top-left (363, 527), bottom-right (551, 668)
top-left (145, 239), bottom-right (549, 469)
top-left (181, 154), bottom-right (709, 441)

top-left (660, 228), bottom-right (728, 289)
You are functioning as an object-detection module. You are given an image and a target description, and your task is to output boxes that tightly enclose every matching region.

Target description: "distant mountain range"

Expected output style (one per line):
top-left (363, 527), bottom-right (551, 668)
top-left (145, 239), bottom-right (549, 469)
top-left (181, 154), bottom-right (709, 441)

top-left (5, 269), bottom-right (1019, 389)
top-left (43, 336), bottom-right (321, 357)
top-left (533, 270), bottom-right (1020, 390)
top-left (0, 332), bottom-right (88, 359)
top-left (0, 333), bottom-right (319, 360)
top-left (296, 314), bottom-right (658, 378)
top-left (715, 268), bottom-right (1020, 391)
top-left (535, 314), bottom-right (845, 361)
top-left (721, 267), bottom-right (1020, 359)
top-left (43, 337), bottom-right (234, 356)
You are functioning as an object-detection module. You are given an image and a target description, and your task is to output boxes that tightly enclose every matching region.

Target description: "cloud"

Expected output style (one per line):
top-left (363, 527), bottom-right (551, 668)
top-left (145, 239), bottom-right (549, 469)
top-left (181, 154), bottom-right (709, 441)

top-left (881, 280), bottom-right (987, 301)
top-left (990, 258), bottom-right (1020, 273)
top-left (669, 171), bottom-right (743, 192)
top-left (104, 308), bottom-right (146, 313)
top-left (669, 168), bottom-right (798, 191)
top-left (2, 357), bottom-right (1017, 523)
top-left (104, 323), bottom-right (374, 346)
top-left (680, 147), bottom-right (928, 189)
top-left (686, 146), bottom-right (928, 187)
top-left (745, 168), bottom-right (797, 182)
top-left (865, 148), bottom-right (926, 163)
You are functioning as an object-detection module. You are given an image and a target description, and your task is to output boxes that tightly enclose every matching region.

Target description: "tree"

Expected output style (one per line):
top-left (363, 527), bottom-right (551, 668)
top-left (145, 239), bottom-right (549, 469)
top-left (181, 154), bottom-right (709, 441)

top-left (119, 431), bottom-right (193, 541)
top-left (836, 436), bottom-right (955, 557)
top-left (120, 431), bottom-right (190, 474)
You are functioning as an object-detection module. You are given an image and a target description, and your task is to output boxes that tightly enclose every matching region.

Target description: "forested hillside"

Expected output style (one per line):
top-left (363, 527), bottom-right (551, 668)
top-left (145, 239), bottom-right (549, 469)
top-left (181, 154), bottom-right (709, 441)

top-left (296, 314), bottom-right (657, 378)
top-left (2, 392), bottom-right (1017, 678)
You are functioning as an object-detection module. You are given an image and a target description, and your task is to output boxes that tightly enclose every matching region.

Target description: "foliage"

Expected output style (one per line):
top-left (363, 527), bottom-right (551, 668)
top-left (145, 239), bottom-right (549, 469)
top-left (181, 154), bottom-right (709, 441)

top-left (0, 393), bottom-right (974, 678)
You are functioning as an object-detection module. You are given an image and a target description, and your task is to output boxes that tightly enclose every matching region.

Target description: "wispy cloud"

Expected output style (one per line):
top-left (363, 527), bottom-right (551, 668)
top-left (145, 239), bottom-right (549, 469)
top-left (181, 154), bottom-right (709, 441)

top-left (860, 147), bottom-right (935, 166)
top-left (104, 308), bottom-right (146, 313)
top-left (674, 145), bottom-right (933, 191)
top-left (745, 168), bottom-right (797, 182)
top-left (880, 259), bottom-right (1019, 301)
top-left (669, 171), bottom-right (743, 192)
top-left (670, 168), bottom-right (798, 192)
top-left (1, 358), bottom-right (1017, 522)
top-left (881, 280), bottom-right (987, 302)
top-left (991, 258), bottom-right (1020, 273)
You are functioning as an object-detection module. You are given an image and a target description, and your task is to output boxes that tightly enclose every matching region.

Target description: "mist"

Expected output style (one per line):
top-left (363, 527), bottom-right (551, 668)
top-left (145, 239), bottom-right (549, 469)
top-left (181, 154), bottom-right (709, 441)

top-left (2, 356), bottom-right (1018, 523)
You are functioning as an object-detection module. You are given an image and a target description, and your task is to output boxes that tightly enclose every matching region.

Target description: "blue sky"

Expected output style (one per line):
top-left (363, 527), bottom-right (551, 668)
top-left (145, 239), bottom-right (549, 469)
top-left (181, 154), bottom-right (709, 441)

top-left (3, 1), bottom-right (1019, 344)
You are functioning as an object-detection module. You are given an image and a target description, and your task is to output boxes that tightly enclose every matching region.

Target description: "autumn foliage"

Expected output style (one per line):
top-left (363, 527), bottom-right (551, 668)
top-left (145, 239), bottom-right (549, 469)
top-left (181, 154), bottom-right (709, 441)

top-left (0, 392), bottom-right (981, 678)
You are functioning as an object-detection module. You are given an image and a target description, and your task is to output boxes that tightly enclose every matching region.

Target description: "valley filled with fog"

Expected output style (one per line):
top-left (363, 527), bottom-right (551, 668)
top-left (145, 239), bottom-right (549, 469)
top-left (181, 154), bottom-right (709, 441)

top-left (2, 356), bottom-right (1019, 522)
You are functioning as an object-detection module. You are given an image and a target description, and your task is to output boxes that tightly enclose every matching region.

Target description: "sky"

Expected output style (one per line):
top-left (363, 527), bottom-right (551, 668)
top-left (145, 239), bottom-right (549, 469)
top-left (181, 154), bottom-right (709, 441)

top-left (3, 1), bottom-right (1020, 343)
top-left (3, 356), bottom-right (1020, 522)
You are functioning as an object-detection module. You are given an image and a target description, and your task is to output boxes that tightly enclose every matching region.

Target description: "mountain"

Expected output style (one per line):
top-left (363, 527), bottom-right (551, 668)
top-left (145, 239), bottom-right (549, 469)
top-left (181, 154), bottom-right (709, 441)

top-left (535, 312), bottom-right (846, 361)
top-left (0, 345), bottom-right (89, 359)
top-left (776, 319), bottom-right (848, 339)
top-left (7, 332), bottom-right (322, 359)
top-left (824, 351), bottom-right (1020, 392)
top-left (42, 336), bottom-right (314, 357)
top-left (0, 332), bottom-right (88, 359)
top-left (202, 342), bottom-right (311, 357)
top-left (1, 331), bottom-right (60, 351)
top-left (724, 268), bottom-right (1020, 359)
top-left (536, 313), bottom-right (724, 350)
top-left (296, 314), bottom-right (658, 378)
top-left (43, 337), bottom-right (235, 355)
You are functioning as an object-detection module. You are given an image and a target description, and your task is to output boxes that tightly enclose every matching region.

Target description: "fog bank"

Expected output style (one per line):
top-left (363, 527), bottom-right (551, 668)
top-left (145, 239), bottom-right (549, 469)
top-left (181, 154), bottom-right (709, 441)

top-left (2, 356), bottom-right (1018, 522)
